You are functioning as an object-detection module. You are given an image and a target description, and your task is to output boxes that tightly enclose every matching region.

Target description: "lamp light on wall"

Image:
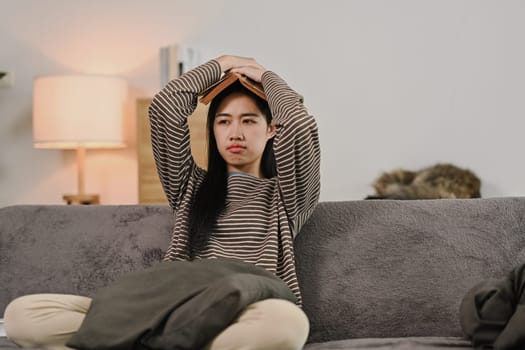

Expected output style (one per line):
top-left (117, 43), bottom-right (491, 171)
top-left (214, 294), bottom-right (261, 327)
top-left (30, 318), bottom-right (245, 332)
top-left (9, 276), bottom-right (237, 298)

top-left (33, 75), bottom-right (128, 205)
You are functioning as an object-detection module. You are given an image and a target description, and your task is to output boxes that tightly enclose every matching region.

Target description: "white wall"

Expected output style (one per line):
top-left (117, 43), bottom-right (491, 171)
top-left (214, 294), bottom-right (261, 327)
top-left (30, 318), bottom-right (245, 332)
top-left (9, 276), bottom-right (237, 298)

top-left (1, 0), bottom-right (524, 206)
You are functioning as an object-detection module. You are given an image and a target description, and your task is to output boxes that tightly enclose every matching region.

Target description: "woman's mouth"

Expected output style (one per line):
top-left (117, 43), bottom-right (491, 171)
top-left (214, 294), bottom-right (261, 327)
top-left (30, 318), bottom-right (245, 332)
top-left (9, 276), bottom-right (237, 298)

top-left (227, 145), bottom-right (245, 153)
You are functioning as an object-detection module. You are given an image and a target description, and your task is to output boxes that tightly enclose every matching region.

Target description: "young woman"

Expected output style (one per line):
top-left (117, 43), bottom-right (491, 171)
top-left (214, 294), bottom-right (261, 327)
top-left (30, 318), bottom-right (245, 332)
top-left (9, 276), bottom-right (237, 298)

top-left (4, 55), bottom-right (320, 350)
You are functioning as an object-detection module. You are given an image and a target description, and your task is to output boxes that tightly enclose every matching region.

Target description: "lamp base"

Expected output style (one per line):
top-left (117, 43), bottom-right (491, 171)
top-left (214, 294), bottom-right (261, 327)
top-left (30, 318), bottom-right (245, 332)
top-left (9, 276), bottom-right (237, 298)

top-left (63, 194), bottom-right (100, 205)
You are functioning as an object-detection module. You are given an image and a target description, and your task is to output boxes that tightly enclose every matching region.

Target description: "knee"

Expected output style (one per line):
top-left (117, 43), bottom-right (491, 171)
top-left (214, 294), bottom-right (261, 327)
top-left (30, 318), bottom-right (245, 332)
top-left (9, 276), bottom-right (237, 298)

top-left (4, 293), bottom-right (89, 350)
top-left (257, 299), bottom-right (310, 350)
top-left (4, 295), bottom-right (40, 345)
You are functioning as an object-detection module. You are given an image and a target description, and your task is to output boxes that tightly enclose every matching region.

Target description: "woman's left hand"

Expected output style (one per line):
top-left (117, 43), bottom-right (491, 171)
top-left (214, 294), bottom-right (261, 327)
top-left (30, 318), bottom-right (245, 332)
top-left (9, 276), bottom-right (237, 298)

top-left (230, 63), bottom-right (266, 82)
top-left (215, 55), bottom-right (266, 82)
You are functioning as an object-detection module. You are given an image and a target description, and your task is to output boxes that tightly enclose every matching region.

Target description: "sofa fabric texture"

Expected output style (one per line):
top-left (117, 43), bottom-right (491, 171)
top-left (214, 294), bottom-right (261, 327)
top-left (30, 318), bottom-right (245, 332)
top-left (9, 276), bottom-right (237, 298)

top-left (2, 197), bottom-right (525, 349)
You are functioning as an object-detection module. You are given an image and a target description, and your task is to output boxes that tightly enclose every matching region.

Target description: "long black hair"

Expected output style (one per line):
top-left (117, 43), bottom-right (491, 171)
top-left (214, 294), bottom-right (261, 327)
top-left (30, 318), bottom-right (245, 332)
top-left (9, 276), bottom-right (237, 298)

top-left (188, 81), bottom-right (276, 256)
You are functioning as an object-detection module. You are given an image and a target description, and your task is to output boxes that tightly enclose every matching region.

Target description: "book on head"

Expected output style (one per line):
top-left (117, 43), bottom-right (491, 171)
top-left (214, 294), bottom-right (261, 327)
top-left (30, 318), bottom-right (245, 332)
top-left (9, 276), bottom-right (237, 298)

top-left (199, 73), bottom-right (266, 105)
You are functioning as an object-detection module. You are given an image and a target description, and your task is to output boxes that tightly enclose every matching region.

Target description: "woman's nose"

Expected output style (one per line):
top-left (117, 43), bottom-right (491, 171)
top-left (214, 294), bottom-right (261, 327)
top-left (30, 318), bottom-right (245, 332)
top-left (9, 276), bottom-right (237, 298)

top-left (229, 123), bottom-right (244, 140)
top-left (229, 133), bottom-right (244, 141)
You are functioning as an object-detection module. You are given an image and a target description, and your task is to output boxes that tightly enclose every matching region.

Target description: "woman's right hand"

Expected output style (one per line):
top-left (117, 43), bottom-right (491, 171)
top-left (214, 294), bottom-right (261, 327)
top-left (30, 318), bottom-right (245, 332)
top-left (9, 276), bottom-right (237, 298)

top-left (215, 55), bottom-right (266, 82)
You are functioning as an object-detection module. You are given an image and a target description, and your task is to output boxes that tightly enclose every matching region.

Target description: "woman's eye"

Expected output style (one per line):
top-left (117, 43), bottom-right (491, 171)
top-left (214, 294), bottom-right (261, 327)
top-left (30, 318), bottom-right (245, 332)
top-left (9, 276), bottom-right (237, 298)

top-left (217, 119), bottom-right (229, 125)
top-left (243, 119), bottom-right (256, 124)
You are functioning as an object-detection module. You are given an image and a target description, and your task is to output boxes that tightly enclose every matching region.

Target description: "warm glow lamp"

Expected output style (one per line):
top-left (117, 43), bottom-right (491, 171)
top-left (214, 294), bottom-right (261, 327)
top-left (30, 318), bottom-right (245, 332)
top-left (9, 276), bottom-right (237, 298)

top-left (33, 75), bottom-right (128, 204)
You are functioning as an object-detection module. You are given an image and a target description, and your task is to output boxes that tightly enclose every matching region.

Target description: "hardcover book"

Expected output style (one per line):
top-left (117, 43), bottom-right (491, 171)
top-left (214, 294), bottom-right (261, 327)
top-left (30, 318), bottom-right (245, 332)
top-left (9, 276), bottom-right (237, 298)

top-left (200, 73), bottom-right (266, 105)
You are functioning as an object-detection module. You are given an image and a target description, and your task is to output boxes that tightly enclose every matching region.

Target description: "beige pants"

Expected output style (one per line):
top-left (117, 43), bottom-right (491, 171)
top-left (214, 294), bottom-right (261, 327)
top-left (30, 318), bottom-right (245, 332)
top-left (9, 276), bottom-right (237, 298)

top-left (4, 294), bottom-right (309, 350)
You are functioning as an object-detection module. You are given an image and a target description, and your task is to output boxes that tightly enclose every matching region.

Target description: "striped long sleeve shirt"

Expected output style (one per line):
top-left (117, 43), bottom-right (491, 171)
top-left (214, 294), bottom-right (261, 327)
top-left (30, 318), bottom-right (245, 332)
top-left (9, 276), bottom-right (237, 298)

top-left (148, 60), bottom-right (321, 303)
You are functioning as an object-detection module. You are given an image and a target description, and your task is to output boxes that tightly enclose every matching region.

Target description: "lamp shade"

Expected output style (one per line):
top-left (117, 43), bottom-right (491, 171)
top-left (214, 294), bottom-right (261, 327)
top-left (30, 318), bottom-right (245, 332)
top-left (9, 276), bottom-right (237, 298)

top-left (33, 75), bottom-right (128, 149)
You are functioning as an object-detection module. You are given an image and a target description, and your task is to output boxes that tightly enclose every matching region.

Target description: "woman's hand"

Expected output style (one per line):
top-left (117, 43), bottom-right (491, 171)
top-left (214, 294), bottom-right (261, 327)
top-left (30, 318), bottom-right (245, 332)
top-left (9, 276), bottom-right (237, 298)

top-left (215, 55), bottom-right (266, 82)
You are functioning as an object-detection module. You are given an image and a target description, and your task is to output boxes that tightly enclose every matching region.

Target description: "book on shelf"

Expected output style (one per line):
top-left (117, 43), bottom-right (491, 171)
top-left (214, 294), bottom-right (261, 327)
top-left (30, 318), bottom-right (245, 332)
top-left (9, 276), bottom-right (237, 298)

top-left (200, 73), bottom-right (266, 105)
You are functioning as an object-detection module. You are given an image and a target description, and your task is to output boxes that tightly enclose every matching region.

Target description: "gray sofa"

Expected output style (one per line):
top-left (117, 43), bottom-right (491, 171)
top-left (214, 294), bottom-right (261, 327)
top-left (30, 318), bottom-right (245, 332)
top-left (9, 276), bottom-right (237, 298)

top-left (1, 197), bottom-right (525, 349)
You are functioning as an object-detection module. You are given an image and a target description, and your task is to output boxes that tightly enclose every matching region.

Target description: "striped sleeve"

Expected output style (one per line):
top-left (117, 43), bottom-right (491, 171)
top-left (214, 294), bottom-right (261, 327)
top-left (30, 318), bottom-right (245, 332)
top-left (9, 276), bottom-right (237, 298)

top-left (262, 71), bottom-right (321, 237)
top-left (148, 60), bottom-right (222, 209)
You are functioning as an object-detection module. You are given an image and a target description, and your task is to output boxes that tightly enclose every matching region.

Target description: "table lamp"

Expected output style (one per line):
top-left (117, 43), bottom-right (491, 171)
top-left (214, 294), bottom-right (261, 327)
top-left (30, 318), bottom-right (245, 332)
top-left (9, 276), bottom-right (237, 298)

top-left (33, 75), bottom-right (128, 205)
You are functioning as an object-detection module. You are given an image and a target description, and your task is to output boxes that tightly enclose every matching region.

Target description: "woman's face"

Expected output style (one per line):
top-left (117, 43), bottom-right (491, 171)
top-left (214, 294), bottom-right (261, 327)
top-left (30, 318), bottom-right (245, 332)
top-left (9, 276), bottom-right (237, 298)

top-left (213, 92), bottom-right (275, 177)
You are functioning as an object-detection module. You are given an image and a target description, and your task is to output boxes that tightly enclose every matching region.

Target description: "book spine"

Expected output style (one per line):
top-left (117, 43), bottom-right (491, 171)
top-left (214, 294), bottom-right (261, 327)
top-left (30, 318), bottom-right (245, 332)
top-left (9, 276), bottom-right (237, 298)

top-left (168, 45), bottom-right (181, 80)
top-left (159, 47), bottom-right (169, 87)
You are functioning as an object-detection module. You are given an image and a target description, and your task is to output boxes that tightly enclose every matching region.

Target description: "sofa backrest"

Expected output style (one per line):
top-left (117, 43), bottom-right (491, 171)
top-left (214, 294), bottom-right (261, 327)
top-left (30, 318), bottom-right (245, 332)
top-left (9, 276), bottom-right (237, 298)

top-left (0, 205), bottom-right (173, 312)
top-left (295, 197), bottom-right (525, 343)
top-left (1, 198), bottom-right (525, 343)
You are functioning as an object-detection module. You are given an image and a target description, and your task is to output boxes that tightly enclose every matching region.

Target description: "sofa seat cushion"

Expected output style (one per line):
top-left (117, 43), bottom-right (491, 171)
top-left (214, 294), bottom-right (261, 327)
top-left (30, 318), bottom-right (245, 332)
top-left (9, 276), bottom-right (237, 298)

top-left (0, 336), bottom-right (37, 350)
top-left (1, 336), bottom-right (472, 350)
top-left (303, 336), bottom-right (472, 349)
top-left (0, 337), bottom-right (27, 349)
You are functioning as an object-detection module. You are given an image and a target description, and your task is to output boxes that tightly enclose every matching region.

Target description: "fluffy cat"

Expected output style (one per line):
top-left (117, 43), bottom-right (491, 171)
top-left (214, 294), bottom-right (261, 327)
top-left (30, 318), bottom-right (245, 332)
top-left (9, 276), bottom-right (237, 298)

top-left (367, 163), bottom-right (481, 200)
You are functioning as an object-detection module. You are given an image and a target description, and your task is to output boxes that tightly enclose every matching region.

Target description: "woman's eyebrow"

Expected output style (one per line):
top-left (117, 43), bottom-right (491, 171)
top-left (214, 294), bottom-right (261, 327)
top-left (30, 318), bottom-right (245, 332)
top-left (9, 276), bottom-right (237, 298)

top-left (215, 113), bottom-right (261, 117)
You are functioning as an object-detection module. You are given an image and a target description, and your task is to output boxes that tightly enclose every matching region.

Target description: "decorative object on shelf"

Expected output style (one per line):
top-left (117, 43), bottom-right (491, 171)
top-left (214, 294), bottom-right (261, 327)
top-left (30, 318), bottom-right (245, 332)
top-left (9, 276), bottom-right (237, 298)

top-left (366, 163), bottom-right (481, 200)
top-left (159, 44), bottom-right (200, 87)
top-left (0, 70), bottom-right (14, 88)
top-left (33, 75), bottom-right (128, 205)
